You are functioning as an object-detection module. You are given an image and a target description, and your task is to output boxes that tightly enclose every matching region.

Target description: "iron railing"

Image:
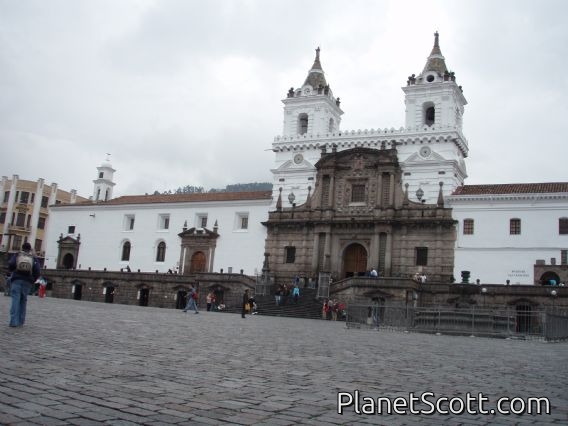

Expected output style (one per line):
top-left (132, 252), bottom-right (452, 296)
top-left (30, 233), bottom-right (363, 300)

top-left (345, 305), bottom-right (568, 341)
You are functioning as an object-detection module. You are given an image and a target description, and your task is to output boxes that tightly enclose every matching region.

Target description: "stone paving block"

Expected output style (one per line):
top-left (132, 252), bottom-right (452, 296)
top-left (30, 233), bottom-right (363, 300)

top-left (0, 297), bottom-right (567, 425)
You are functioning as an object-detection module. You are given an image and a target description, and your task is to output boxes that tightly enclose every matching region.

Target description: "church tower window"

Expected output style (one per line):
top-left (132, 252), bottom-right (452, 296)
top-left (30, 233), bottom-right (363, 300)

top-left (424, 103), bottom-right (435, 126)
top-left (328, 118), bottom-right (334, 133)
top-left (298, 113), bottom-right (309, 134)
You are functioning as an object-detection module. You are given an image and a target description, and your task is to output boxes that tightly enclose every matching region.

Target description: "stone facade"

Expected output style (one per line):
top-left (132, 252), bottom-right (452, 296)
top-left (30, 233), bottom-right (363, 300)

top-left (44, 269), bottom-right (255, 311)
top-left (263, 147), bottom-right (456, 285)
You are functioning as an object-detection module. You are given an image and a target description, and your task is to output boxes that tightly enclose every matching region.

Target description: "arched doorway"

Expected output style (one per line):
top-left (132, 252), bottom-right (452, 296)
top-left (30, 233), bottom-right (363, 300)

top-left (539, 271), bottom-right (561, 286)
top-left (139, 288), bottom-right (150, 306)
top-left (190, 251), bottom-right (206, 273)
top-left (104, 286), bottom-right (115, 303)
top-left (62, 253), bottom-right (74, 269)
top-left (176, 290), bottom-right (188, 309)
top-left (343, 243), bottom-right (368, 278)
top-left (73, 284), bottom-right (82, 300)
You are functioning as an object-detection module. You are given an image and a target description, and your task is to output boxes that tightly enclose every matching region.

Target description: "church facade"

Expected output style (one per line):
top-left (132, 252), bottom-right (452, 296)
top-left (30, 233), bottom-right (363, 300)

top-left (42, 33), bottom-right (568, 287)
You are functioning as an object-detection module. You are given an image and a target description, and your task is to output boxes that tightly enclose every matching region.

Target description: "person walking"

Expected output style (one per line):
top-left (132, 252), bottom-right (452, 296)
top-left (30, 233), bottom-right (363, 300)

top-left (206, 291), bottom-right (214, 311)
top-left (241, 289), bottom-right (250, 319)
top-left (183, 286), bottom-right (199, 314)
top-left (8, 242), bottom-right (40, 327)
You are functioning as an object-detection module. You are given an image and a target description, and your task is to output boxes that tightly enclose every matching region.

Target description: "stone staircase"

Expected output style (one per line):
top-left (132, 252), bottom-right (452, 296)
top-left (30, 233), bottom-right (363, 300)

top-left (254, 288), bottom-right (324, 320)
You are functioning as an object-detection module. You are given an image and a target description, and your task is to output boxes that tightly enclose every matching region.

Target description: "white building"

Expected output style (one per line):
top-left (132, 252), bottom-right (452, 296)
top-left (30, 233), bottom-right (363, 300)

top-left (448, 183), bottom-right (568, 285)
top-left (44, 32), bottom-right (568, 284)
top-left (44, 171), bottom-right (271, 274)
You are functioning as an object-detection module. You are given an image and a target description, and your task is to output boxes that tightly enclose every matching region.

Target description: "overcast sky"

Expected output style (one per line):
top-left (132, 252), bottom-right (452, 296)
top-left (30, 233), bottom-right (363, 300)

top-left (1, 0), bottom-right (567, 198)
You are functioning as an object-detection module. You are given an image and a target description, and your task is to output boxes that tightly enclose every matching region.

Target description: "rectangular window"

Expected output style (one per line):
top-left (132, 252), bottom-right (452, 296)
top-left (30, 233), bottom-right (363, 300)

top-left (416, 247), bottom-right (428, 266)
top-left (463, 219), bottom-right (474, 235)
top-left (41, 196), bottom-right (49, 208)
top-left (559, 218), bottom-right (568, 235)
top-left (159, 214), bottom-right (170, 230)
top-left (0, 212), bottom-right (5, 224)
top-left (351, 184), bottom-right (366, 203)
top-left (26, 215), bottom-right (32, 228)
top-left (12, 235), bottom-right (22, 251)
top-left (16, 212), bottom-right (26, 227)
top-left (285, 246), bottom-right (296, 263)
top-left (124, 215), bottom-right (135, 231)
top-left (34, 239), bottom-right (42, 253)
top-left (38, 216), bottom-right (46, 229)
top-left (3, 191), bottom-right (9, 203)
top-left (31, 193), bottom-right (35, 203)
top-left (68, 225), bottom-right (76, 234)
top-left (561, 250), bottom-right (568, 266)
top-left (197, 214), bottom-right (208, 228)
top-left (235, 213), bottom-right (249, 230)
top-left (510, 218), bottom-right (521, 235)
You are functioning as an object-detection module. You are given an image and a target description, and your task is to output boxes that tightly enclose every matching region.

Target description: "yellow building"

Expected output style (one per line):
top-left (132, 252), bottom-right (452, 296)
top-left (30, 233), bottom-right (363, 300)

top-left (0, 175), bottom-right (88, 259)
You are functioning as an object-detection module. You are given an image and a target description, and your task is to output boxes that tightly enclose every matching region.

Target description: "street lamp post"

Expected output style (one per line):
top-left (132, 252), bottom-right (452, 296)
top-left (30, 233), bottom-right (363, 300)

top-left (551, 289), bottom-right (558, 311)
top-left (481, 287), bottom-right (487, 307)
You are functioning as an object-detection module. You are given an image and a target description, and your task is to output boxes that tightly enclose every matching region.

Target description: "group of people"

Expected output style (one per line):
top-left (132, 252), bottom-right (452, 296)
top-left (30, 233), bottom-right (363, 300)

top-left (413, 272), bottom-right (427, 284)
top-left (274, 283), bottom-right (301, 305)
top-left (182, 287), bottom-right (255, 318)
top-left (322, 298), bottom-right (345, 321)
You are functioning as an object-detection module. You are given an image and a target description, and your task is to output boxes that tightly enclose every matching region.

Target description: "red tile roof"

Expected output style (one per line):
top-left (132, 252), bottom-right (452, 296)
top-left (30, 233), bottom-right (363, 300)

top-left (452, 183), bottom-right (568, 195)
top-left (68, 190), bottom-right (273, 206)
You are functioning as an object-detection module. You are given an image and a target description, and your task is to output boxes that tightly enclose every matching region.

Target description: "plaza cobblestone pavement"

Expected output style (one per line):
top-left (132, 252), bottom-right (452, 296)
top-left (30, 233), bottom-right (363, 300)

top-left (0, 296), bottom-right (567, 426)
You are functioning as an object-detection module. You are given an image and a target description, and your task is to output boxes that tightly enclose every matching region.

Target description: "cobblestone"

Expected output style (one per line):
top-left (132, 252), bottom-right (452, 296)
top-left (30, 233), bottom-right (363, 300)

top-left (0, 296), bottom-right (567, 425)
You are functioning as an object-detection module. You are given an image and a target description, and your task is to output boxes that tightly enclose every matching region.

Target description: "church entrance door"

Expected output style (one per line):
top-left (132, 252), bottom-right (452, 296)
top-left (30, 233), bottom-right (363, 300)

top-left (343, 243), bottom-right (368, 278)
top-left (190, 251), bottom-right (206, 273)
top-left (139, 288), bottom-right (149, 306)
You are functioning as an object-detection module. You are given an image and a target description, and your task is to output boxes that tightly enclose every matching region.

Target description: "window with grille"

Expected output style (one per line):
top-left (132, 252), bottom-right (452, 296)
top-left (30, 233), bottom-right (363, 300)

top-left (285, 246), bottom-right (296, 264)
top-left (510, 218), bottom-right (521, 235)
top-left (351, 184), bottom-right (366, 203)
top-left (559, 218), bottom-right (568, 235)
top-left (416, 247), bottom-right (428, 266)
top-left (463, 219), bottom-right (474, 235)
top-left (38, 217), bottom-right (46, 229)
top-left (561, 250), bottom-right (568, 266)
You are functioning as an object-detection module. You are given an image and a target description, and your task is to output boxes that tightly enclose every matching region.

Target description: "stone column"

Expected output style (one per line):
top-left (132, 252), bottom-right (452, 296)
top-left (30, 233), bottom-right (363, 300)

top-left (385, 232), bottom-right (393, 276)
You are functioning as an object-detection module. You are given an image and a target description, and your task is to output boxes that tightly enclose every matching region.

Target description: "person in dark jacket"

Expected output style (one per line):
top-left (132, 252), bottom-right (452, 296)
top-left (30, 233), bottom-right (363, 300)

top-left (241, 289), bottom-right (249, 319)
top-left (8, 242), bottom-right (40, 327)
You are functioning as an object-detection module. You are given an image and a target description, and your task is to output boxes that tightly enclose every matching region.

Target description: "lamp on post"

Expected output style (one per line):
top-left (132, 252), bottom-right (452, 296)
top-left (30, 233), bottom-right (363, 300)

top-left (481, 287), bottom-right (487, 307)
top-left (551, 289), bottom-right (558, 311)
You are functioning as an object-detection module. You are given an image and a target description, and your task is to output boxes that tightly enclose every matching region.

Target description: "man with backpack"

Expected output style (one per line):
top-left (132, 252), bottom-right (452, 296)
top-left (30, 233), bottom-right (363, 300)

top-left (8, 242), bottom-right (40, 327)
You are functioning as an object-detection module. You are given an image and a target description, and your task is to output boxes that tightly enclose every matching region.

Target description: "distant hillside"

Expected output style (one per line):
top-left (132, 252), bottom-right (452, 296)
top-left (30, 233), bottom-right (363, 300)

top-left (153, 182), bottom-right (273, 195)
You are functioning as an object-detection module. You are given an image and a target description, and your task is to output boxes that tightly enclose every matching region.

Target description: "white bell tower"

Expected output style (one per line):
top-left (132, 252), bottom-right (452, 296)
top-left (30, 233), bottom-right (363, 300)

top-left (402, 32), bottom-right (467, 131)
top-left (281, 47), bottom-right (343, 137)
top-left (92, 154), bottom-right (116, 202)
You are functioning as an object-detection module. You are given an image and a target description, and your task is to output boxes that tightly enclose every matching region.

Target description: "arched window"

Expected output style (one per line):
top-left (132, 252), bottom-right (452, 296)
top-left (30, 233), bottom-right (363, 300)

top-left (424, 102), bottom-right (435, 126)
top-left (96, 188), bottom-right (101, 201)
top-left (156, 241), bottom-right (166, 262)
top-left (121, 241), bottom-right (131, 261)
top-left (105, 189), bottom-right (109, 201)
top-left (328, 118), bottom-right (334, 133)
top-left (559, 217), bottom-right (568, 235)
top-left (298, 113), bottom-right (309, 134)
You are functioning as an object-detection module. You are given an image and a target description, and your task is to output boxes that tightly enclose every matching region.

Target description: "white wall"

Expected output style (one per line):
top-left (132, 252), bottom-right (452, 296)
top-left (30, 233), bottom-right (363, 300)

top-left (449, 196), bottom-right (568, 284)
top-left (44, 199), bottom-right (271, 275)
